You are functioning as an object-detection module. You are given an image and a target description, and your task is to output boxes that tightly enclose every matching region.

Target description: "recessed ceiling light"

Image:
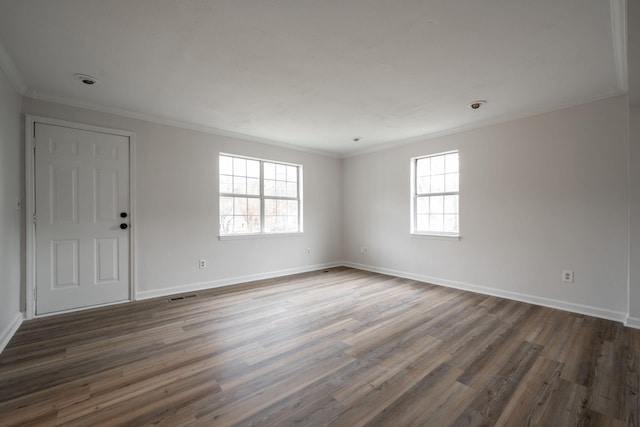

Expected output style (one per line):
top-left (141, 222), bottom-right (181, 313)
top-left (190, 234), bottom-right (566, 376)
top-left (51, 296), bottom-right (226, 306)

top-left (468, 100), bottom-right (486, 110)
top-left (74, 73), bottom-right (98, 85)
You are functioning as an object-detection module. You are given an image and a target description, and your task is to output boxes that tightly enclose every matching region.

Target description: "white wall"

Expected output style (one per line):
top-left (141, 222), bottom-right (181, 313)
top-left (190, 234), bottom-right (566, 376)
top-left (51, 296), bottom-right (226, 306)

top-left (626, 0), bottom-right (640, 325)
top-left (0, 66), bottom-right (22, 351)
top-left (22, 98), bottom-right (343, 299)
top-left (18, 95), bottom-right (634, 324)
top-left (629, 106), bottom-right (640, 323)
top-left (343, 96), bottom-right (630, 320)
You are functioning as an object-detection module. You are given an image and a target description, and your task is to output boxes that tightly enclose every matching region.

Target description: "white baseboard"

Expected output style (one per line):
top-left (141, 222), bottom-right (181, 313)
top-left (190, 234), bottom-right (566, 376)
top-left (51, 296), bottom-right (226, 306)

top-left (343, 262), bottom-right (628, 324)
top-left (625, 316), bottom-right (640, 329)
top-left (135, 259), bottom-right (632, 326)
top-left (136, 262), bottom-right (343, 300)
top-left (0, 312), bottom-right (24, 354)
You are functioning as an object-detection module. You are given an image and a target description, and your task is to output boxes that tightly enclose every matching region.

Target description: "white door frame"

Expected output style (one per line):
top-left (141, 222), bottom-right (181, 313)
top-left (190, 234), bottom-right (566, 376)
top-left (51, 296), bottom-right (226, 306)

top-left (25, 115), bottom-right (137, 319)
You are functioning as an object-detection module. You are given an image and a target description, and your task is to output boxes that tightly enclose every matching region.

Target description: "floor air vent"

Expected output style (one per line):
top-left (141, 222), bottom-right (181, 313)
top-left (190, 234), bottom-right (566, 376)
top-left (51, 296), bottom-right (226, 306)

top-left (169, 294), bottom-right (198, 302)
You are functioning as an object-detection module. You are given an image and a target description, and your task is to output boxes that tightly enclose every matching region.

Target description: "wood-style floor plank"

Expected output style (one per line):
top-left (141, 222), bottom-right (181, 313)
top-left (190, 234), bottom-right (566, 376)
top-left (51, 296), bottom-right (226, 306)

top-left (1, 267), bottom-right (639, 426)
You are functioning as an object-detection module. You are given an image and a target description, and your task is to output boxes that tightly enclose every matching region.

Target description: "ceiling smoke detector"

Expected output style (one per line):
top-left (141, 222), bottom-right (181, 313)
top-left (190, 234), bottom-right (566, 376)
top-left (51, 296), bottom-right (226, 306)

top-left (74, 73), bottom-right (98, 85)
top-left (468, 100), bottom-right (486, 110)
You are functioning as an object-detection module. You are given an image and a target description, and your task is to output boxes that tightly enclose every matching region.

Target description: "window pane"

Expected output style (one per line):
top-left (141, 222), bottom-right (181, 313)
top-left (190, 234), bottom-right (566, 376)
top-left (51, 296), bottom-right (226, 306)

top-left (233, 176), bottom-right (247, 194)
top-left (247, 178), bottom-right (260, 195)
top-left (276, 181), bottom-right (286, 197)
top-left (264, 179), bottom-right (275, 196)
top-left (219, 196), bottom-right (234, 234)
top-left (246, 160), bottom-right (260, 178)
top-left (417, 214), bottom-right (429, 231)
top-left (232, 216), bottom-right (243, 233)
top-left (416, 197), bottom-right (429, 214)
top-left (220, 175), bottom-right (233, 193)
top-left (431, 175), bottom-right (445, 193)
top-left (276, 164), bottom-right (287, 180)
top-left (234, 197), bottom-right (247, 215)
top-left (248, 198), bottom-right (260, 215)
top-left (430, 195), bottom-right (444, 214)
top-left (220, 156), bottom-right (233, 175)
top-left (264, 215), bottom-right (276, 231)
top-left (286, 182), bottom-right (297, 198)
top-left (248, 215), bottom-right (261, 232)
top-left (445, 153), bottom-right (459, 173)
top-left (444, 195), bottom-right (458, 214)
top-left (444, 214), bottom-right (458, 232)
top-left (220, 216), bottom-right (232, 233)
top-left (264, 162), bottom-right (275, 180)
top-left (288, 200), bottom-right (298, 216)
top-left (220, 196), bottom-right (233, 214)
top-left (429, 214), bottom-right (444, 231)
top-left (417, 176), bottom-right (430, 194)
top-left (416, 158), bottom-right (430, 177)
top-left (287, 166), bottom-right (298, 182)
top-left (431, 155), bottom-right (445, 174)
top-left (233, 157), bottom-right (246, 176)
top-left (265, 198), bottom-right (276, 215)
top-left (287, 216), bottom-right (298, 231)
top-left (445, 172), bottom-right (459, 192)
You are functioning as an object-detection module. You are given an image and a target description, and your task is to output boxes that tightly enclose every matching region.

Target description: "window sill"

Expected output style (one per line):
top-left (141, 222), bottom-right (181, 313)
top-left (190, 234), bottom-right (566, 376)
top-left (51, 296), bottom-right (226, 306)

top-left (219, 232), bottom-right (304, 241)
top-left (410, 232), bottom-right (461, 241)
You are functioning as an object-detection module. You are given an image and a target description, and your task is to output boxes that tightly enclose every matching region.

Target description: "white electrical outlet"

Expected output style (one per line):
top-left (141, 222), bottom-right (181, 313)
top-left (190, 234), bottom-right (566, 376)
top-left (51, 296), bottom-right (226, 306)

top-left (360, 246), bottom-right (369, 254)
top-left (562, 270), bottom-right (574, 283)
top-left (199, 259), bottom-right (207, 269)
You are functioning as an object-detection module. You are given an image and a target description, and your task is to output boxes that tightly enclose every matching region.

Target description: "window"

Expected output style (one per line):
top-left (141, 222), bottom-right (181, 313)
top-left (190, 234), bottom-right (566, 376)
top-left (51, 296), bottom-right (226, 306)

top-left (219, 154), bottom-right (302, 235)
top-left (411, 150), bottom-right (459, 235)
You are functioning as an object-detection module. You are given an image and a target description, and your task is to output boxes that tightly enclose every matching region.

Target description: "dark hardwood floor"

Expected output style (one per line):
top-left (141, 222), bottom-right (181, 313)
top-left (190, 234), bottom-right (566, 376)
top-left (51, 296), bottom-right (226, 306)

top-left (1, 267), bottom-right (638, 426)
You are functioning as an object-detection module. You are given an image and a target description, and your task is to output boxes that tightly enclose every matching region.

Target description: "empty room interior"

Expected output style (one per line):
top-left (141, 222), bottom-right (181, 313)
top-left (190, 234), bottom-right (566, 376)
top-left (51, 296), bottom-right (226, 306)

top-left (1, 0), bottom-right (640, 425)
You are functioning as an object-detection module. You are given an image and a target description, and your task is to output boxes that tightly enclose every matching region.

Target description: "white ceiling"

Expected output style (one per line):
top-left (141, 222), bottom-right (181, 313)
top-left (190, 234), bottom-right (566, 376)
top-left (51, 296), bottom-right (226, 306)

top-left (0, 0), bottom-right (627, 155)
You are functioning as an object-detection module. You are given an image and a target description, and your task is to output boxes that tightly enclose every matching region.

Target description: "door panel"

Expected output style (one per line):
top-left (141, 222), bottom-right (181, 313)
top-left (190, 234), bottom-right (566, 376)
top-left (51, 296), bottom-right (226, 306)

top-left (50, 166), bottom-right (78, 223)
top-left (95, 169), bottom-right (118, 222)
top-left (51, 239), bottom-right (79, 288)
top-left (35, 123), bottom-right (130, 315)
top-left (95, 237), bottom-right (119, 283)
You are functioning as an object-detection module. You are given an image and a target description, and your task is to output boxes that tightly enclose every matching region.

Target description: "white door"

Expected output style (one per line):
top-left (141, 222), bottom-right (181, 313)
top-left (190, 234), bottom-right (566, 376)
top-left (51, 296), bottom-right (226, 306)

top-left (35, 123), bottom-right (130, 315)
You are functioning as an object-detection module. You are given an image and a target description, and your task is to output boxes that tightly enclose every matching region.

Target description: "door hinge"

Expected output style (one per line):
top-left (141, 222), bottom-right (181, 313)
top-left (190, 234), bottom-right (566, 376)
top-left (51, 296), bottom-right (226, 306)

top-left (32, 212), bottom-right (37, 224)
top-left (33, 137), bottom-right (37, 149)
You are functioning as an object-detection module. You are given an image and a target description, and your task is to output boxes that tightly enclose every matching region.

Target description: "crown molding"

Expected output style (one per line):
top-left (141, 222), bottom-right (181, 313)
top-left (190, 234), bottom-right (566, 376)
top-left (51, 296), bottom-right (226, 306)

top-left (342, 89), bottom-right (627, 158)
top-left (0, 41), bottom-right (27, 94)
top-left (26, 88), bottom-right (626, 161)
top-left (26, 93), bottom-right (342, 159)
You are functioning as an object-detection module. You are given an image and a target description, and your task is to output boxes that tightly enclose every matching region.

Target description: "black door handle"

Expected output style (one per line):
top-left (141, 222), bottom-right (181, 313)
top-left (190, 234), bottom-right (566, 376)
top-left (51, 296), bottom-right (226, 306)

top-left (120, 223), bottom-right (128, 230)
top-left (120, 212), bottom-right (128, 218)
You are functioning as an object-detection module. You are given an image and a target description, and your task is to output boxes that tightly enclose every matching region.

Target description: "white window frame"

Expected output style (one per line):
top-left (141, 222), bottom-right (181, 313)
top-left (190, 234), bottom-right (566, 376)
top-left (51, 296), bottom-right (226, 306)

top-left (219, 153), bottom-right (303, 238)
top-left (410, 150), bottom-right (460, 237)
